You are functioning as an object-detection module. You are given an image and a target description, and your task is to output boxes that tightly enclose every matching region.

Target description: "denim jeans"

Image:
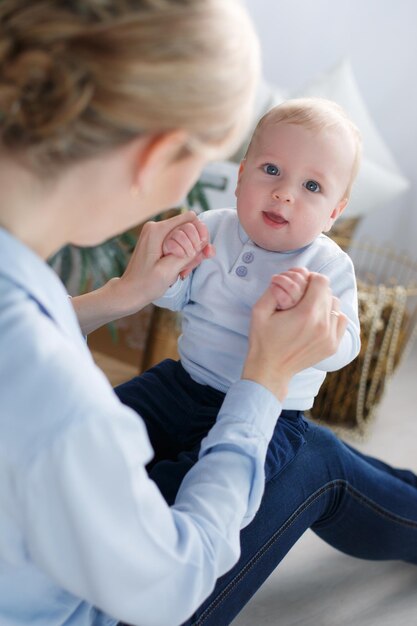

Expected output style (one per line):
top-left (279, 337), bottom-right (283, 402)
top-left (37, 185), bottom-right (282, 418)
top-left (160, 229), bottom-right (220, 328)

top-left (115, 361), bottom-right (417, 626)
top-left (115, 359), bottom-right (309, 500)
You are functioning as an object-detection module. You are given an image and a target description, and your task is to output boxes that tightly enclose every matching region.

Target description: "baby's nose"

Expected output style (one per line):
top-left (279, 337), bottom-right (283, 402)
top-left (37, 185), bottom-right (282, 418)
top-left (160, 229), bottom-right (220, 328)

top-left (272, 187), bottom-right (294, 203)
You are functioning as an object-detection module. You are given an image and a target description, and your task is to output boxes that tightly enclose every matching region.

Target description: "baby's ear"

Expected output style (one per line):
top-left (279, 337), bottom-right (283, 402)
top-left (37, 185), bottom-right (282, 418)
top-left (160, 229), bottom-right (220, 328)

top-left (235, 159), bottom-right (246, 197)
top-left (324, 198), bottom-right (348, 232)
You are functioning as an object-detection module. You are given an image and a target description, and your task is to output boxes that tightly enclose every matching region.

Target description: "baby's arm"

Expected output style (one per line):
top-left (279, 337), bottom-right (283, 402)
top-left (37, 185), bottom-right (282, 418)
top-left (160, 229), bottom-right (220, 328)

top-left (313, 256), bottom-right (360, 372)
top-left (162, 219), bottom-right (215, 280)
top-left (270, 267), bottom-right (310, 310)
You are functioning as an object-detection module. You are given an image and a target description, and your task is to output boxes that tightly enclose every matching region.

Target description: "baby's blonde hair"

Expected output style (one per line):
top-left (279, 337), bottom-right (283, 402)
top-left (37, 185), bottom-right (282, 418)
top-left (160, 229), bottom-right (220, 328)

top-left (247, 97), bottom-right (362, 199)
top-left (0, 0), bottom-right (260, 174)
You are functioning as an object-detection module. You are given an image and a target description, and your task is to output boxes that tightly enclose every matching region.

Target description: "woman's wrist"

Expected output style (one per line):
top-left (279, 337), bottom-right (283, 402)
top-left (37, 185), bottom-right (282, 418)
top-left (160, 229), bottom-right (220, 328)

top-left (105, 276), bottom-right (150, 317)
top-left (72, 277), bottom-right (148, 336)
top-left (241, 358), bottom-right (290, 404)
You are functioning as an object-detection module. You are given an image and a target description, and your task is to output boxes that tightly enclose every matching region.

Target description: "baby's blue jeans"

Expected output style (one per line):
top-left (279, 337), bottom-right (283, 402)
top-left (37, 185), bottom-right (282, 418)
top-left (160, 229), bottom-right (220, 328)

top-left (115, 359), bottom-right (417, 626)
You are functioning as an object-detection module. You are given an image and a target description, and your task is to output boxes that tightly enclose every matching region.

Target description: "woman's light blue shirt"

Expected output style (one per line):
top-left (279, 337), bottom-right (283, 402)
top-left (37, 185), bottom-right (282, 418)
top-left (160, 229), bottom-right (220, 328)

top-left (0, 227), bottom-right (281, 626)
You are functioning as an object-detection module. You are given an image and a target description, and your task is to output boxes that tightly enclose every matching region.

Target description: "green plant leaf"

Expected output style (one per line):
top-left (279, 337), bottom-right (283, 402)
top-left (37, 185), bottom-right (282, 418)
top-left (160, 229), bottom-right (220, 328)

top-left (59, 246), bottom-right (73, 287)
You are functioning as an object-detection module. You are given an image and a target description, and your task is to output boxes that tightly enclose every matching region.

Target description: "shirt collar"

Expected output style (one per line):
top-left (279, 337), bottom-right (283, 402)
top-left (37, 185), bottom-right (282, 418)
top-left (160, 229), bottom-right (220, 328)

top-left (0, 227), bottom-right (83, 343)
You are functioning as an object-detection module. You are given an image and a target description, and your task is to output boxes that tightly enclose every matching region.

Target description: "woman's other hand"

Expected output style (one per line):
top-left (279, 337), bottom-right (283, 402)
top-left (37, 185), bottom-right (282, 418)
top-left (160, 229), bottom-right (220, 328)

top-left (243, 273), bottom-right (347, 401)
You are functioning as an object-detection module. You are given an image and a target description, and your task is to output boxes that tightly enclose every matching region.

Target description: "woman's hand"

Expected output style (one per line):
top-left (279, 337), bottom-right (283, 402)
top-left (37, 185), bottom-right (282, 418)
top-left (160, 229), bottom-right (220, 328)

top-left (242, 273), bottom-right (347, 401)
top-left (72, 211), bottom-right (208, 335)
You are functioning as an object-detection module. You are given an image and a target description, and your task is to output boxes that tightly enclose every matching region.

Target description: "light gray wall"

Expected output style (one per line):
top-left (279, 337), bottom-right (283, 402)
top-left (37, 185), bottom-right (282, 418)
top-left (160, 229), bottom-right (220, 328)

top-left (243, 0), bottom-right (417, 257)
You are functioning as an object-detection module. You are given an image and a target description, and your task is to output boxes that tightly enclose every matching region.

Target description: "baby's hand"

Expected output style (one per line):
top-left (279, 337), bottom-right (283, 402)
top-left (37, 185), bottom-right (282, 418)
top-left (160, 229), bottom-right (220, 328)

top-left (271, 267), bottom-right (310, 310)
top-left (162, 219), bottom-right (215, 279)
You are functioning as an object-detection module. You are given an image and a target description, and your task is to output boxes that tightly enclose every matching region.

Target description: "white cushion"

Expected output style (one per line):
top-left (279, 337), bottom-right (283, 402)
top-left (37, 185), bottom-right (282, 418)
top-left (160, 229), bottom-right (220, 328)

top-left (199, 60), bottom-right (409, 220)
top-left (292, 59), bottom-right (409, 218)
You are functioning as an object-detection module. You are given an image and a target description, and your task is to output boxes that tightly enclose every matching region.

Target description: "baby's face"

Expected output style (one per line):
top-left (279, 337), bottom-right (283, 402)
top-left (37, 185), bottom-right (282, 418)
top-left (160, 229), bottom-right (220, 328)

top-left (235, 120), bottom-right (355, 252)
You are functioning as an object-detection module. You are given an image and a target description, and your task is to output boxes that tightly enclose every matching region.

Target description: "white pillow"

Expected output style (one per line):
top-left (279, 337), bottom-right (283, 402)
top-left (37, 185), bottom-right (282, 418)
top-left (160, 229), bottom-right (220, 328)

top-left (292, 59), bottom-right (409, 219)
top-left (200, 60), bottom-right (409, 219)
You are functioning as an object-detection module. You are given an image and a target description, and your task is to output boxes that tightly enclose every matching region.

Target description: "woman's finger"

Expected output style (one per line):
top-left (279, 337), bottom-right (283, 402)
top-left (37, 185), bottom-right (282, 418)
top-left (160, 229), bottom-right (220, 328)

top-left (299, 272), bottom-right (332, 311)
top-left (139, 211), bottom-right (198, 258)
top-left (329, 295), bottom-right (340, 316)
top-left (179, 252), bottom-right (206, 279)
top-left (154, 210), bottom-right (198, 238)
top-left (329, 296), bottom-right (347, 342)
top-left (191, 219), bottom-right (210, 247)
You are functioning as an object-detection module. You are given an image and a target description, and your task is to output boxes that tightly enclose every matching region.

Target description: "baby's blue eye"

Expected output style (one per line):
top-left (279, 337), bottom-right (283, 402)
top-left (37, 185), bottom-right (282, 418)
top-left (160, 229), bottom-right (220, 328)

top-left (304, 180), bottom-right (320, 193)
top-left (263, 163), bottom-right (280, 176)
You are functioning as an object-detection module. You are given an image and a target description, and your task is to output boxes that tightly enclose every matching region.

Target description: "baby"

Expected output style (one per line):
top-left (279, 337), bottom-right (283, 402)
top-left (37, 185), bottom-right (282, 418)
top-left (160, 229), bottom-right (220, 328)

top-left (118, 97), bottom-right (362, 501)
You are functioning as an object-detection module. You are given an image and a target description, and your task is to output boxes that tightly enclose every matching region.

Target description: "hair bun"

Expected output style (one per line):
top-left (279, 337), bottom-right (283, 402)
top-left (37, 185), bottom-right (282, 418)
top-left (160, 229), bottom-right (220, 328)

top-left (0, 23), bottom-right (92, 149)
top-left (0, 0), bottom-right (259, 173)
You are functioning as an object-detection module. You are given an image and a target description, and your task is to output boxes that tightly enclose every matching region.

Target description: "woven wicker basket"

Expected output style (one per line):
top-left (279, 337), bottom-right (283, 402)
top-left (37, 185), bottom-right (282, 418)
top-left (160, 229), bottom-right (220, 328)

top-left (310, 239), bottom-right (417, 438)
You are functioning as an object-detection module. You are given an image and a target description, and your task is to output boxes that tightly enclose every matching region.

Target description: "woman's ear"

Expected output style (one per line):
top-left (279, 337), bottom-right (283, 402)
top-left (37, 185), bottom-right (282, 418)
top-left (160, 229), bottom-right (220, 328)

top-left (131, 130), bottom-right (190, 194)
top-left (324, 197), bottom-right (348, 232)
top-left (235, 159), bottom-right (246, 197)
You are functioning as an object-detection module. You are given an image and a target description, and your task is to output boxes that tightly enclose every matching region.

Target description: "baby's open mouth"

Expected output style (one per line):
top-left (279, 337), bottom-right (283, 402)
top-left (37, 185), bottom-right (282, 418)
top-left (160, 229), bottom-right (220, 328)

top-left (262, 211), bottom-right (288, 227)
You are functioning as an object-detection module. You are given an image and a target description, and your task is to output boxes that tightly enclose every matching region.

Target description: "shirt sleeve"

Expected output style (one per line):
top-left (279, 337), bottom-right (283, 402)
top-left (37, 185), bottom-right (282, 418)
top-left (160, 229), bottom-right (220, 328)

top-left (16, 330), bottom-right (280, 626)
top-left (152, 273), bottom-right (192, 311)
top-left (313, 253), bottom-right (361, 372)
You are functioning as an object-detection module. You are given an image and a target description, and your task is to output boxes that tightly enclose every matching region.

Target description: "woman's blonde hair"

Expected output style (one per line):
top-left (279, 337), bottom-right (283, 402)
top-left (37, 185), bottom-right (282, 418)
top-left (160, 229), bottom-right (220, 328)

top-left (247, 97), bottom-right (362, 199)
top-left (0, 0), bottom-right (260, 174)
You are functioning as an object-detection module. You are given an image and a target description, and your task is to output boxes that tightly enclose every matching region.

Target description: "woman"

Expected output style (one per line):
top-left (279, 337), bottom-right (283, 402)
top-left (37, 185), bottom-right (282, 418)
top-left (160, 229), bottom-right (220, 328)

top-left (0, 3), bottom-right (415, 626)
top-left (0, 1), bottom-right (344, 625)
